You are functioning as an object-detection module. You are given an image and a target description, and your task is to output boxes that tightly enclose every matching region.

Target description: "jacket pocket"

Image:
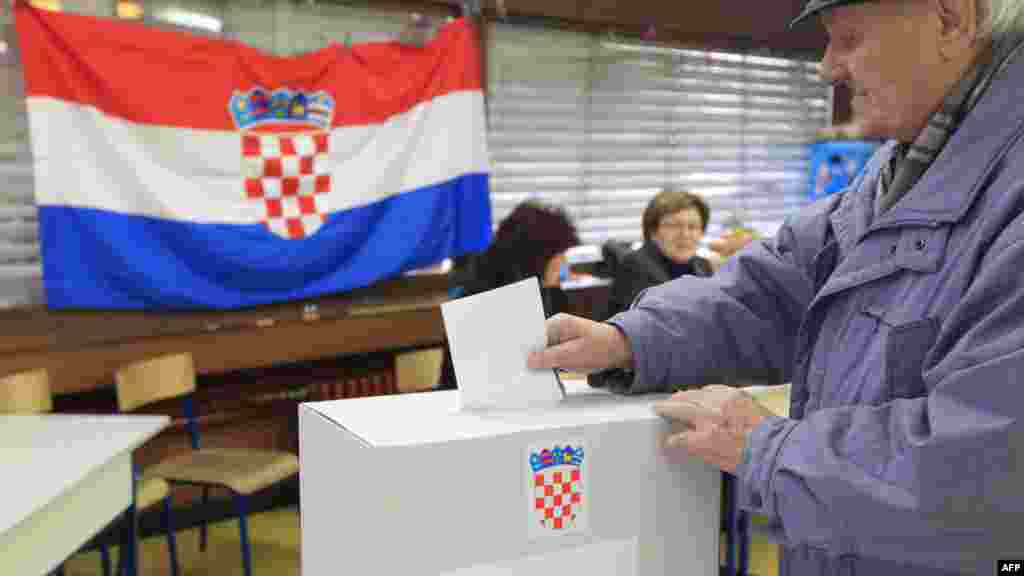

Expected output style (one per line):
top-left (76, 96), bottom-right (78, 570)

top-left (863, 305), bottom-right (938, 400)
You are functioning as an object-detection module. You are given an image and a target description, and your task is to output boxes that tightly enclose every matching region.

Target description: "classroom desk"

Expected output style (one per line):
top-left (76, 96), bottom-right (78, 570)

top-left (0, 414), bottom-right (169, 576)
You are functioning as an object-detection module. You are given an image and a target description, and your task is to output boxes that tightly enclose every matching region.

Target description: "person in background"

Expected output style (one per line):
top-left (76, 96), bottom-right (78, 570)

top-left (604, 189), bottom-right (713, 320)
top-left (465, 200), bottom-right (580, 308)
top-left (436, 200), bottom-right (579, 390)
top-left (528, 0), bottom-right (1024, 573)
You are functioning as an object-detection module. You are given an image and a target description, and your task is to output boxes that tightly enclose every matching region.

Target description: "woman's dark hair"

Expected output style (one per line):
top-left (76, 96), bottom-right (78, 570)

top-left (438, 201), bottom-right (578, 391)
top-left (474, 200), bottom-right (580, 290)
top-left (641, 189), bottom-right (710, 241)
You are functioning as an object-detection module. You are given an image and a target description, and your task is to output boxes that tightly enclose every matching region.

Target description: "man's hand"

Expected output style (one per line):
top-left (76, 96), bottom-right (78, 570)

top-left (653, 385), bottom-right (777, 474)
top-left (526, 313), bottom-right (633, 374)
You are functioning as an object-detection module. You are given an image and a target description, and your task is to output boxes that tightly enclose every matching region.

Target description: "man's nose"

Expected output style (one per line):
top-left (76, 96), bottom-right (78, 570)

top-left (818, 49), bottom-right (845, 87)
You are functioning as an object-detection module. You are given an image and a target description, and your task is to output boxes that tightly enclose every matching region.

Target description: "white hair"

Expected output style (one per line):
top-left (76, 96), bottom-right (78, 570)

top-left (979, 0), bottom-right (1024, 39)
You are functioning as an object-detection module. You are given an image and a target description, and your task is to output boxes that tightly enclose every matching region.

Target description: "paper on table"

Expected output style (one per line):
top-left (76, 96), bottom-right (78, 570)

top-left (441, 277), bottom-right (565, 411)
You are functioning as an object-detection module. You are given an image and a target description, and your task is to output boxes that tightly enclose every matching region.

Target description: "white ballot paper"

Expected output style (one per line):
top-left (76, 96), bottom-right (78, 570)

top-left (441, 277), bottom-right (565, 411)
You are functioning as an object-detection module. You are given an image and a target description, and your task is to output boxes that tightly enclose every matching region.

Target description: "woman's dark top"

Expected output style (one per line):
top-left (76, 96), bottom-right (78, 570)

top-left (604, 241), bottom-right (712, 320)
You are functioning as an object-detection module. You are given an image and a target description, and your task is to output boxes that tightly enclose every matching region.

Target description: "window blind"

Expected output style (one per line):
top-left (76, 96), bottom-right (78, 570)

top-left (1, 3), bottom-right (44, 307)
top-left (487, 23), bottom-right (832, 247)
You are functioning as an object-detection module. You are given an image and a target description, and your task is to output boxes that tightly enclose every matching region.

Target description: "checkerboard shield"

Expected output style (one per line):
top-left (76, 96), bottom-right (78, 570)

top-left (242, 130), bottom-right (331, 239)
top-left (532, 465), bottom-right (584, 531)
top-left (526, 441), bottom-right (589, 539)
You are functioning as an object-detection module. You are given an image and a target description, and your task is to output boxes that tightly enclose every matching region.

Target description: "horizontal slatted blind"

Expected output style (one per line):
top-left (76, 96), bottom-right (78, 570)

top-left (0, 0), bottom-right (424, 307)
top-left (1, 2), bottom-right (48, 307)
top-left (487, 23), bottom-right (831, 246)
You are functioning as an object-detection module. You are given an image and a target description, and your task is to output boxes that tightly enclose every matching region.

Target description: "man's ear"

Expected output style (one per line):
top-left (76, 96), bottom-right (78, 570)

top-left (933, 0), bottom-right (980, 59)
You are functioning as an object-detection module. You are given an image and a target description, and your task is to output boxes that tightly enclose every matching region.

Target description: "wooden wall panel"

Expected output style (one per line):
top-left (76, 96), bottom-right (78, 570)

top-left (0, 273), bottom-right (451, 391)
top-left (576, 0), bottom-right (824, 56)
top-left (481, 0), bottom-right (582, 21)
top-left (5, 306), bottom-right (443, 394)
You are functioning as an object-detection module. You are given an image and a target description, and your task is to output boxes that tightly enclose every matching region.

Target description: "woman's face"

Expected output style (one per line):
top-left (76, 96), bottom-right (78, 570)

top-left (653, 208), bottom-right (704, 264)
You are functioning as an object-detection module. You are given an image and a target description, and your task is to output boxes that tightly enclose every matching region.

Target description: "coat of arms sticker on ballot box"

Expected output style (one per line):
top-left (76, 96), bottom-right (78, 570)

top-left (230, 89), bottom-right (336, 240)
top-left (525, 439), bottom-right (590, 539)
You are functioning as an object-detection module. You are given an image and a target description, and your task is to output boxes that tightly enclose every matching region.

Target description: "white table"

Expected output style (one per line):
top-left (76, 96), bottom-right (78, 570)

top-left (0, 414), bottom-right (169, 576)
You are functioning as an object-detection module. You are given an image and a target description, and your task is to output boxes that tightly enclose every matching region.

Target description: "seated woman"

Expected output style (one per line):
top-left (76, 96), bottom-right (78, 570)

top-left (436, 200), bottom-right (580, 390)
top-left (604, 189), bottom-right (712, 320)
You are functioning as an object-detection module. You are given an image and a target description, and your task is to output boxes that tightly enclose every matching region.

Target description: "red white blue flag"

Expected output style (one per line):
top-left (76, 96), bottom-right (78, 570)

top-left (15, 2), bottom-right (491, 309)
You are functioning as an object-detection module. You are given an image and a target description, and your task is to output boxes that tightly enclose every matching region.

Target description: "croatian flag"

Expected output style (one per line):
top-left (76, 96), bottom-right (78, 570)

top-left (14, 1), bottom-right (491, 310)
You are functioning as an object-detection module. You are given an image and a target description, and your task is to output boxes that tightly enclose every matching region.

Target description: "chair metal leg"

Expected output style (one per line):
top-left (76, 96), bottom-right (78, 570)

top-left (724, 473), bottom-right (737, 575)
top-left (199, 486), bottom-right (211, 552)
top-left (235, 493), bottom-right (253, 576)
top-left (116, 503), bottom-right (138, 576)
top-left (162, 496), bottom-right (180, 576)
top-left (778, 541), bottom-right (789, 576)
top-left (99, 542), bottom-right (112, 576)
top-left (737, 510), bottom-right (750, 576)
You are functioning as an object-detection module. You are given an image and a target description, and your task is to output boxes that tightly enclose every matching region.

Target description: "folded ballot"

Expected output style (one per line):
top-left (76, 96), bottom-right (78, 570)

top-left (441, 277), bottom-right (565, 411)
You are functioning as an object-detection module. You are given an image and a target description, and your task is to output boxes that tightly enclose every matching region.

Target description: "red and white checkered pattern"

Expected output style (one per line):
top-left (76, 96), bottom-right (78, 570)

top-left (242, 131), bottom-right (330, 239)
top-left (533, 467), bottom-right (583, 531)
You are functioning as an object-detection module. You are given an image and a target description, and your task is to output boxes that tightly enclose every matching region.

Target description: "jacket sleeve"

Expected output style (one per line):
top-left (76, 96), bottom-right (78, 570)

top-left (736, 217), bottom-right (1024, 572)
top-left (607, 197), bottom-right (836, 394)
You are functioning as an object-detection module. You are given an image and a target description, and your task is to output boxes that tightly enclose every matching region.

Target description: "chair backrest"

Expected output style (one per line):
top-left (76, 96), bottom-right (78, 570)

top-left (600, 239), bottom-right (633, 278)
top-left (0, 369), bottom-right (52, 414)
top-left (115, 353), bottom-right (196, 412)
top-left (395, 347), bottom-right (444, 393)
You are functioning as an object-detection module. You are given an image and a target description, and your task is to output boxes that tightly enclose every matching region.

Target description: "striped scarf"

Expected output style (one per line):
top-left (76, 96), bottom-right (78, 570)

top-left (876, 34), bottom-right (1024, 216)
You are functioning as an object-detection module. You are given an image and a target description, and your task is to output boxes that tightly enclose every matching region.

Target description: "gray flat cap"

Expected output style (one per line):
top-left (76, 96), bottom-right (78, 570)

top-left (790, 0), bottom-right (875, 26)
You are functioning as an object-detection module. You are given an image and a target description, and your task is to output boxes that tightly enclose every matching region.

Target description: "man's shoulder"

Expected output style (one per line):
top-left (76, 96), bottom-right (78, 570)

top-left (784, 190), bottom-right (846, 238)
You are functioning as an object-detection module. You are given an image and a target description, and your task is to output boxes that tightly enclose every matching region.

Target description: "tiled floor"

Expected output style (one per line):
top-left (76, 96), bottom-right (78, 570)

top-left (62, 507), bottom-right (779, 576)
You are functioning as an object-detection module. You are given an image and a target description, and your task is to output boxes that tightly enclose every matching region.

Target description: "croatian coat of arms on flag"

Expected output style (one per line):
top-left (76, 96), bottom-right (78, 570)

top-left (526, 440), bottom-right (589, 538)
top-left (230, 89), bottom-right (335, 239)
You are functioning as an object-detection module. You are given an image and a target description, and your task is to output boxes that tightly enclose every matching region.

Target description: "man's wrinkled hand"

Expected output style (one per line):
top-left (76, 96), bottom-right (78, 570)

top-left (652, 385), bottom-right (777, 474)
top-left (526, 313), bottom-right (633, 374)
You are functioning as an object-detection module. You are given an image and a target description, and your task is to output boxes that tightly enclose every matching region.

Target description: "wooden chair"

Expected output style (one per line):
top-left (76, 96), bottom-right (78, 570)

top-left (115, 353), bottom-right (299, 576)
top-left (0, 370), bottom-right (178, 576)
top-left (0, 369), bottom-right (52, 414)
top-left (395, 347), bottom-right (445, 393)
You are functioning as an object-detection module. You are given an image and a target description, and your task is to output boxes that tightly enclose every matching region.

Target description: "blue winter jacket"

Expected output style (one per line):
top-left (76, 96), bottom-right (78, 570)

top-left (610, 47), bottom-right (1024, 576)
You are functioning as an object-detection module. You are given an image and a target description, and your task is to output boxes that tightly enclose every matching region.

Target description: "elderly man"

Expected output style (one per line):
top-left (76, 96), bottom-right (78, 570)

top-left (528, 0), bottom-right (1024, 574)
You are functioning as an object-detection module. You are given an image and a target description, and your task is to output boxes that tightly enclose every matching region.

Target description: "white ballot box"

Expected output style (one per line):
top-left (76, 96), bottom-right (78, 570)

top-left (299, 380), bottom-right (720, 576)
